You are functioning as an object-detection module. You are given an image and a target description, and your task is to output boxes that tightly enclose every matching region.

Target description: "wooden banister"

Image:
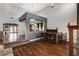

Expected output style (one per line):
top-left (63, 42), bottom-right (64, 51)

top-left (67, 23), bottom-right (79, 56)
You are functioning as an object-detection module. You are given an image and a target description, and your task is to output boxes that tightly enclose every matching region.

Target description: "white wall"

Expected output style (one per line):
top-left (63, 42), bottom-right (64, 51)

top-left (0, 3), bottom-right (77, 42)
top-left (0, 4), bottom-right (26, 35)
top-left (0, 19), bottom-right (25, 36)
top-left (36, 3), bottom-right (77, 42)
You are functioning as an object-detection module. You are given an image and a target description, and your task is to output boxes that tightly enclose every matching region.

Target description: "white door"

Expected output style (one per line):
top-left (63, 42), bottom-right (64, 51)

top-left (9, 26), bottom-right (18, 42)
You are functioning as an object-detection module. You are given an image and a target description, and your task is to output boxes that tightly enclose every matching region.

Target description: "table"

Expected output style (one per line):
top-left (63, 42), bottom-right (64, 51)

top-left (41, 32), bottom-right (58, 44)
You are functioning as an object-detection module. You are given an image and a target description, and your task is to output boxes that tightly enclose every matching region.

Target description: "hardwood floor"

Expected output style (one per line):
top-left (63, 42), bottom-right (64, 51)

top-left (12, 40), bottom-right (69, 56)
top-left (4, 40), bottom-right (28, 48)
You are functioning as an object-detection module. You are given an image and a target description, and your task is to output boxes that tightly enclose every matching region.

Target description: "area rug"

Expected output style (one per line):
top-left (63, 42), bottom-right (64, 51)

top-left (0, 48), bottom-right (13, 56)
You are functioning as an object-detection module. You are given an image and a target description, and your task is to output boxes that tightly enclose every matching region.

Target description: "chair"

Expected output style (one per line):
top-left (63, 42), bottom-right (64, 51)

top-left (58, 32), bottom-right (67, 44)
top-left (47, 33), bottom-right (57, 43)
top-left (42, 32), bottom-right (48, 41)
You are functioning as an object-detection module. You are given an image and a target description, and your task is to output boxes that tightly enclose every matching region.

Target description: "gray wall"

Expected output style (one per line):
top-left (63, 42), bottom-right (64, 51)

top-left (19, 12), bottom-right (47, 40)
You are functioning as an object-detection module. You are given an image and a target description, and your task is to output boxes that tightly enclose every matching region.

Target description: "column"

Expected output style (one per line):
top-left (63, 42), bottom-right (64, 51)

top-left (69, 28), bottom-right (73, 56)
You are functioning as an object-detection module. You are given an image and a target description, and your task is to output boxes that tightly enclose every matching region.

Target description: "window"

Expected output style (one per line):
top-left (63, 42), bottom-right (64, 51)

top-left (29, 19), bottom-right (45, 31)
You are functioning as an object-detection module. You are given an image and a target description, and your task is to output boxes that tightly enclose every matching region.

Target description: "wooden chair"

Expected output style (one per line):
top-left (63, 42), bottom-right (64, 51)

top-left (42, 32), bottom-right (48, 41)
top-left (58, 32), bottom-right (67, 44)
top-left (47, 33), bottom-right (57, 43)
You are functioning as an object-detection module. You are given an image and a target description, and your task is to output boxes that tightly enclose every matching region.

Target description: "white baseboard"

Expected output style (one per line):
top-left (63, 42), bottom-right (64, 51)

top-left (29, 37), bottom-right (43, 42)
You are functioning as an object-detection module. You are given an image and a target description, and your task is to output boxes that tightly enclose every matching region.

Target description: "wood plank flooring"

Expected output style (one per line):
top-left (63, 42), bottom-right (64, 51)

top-left (4, 40), bottom-right (28, 48)
top-left (12, 40), bottom-right (69, 56)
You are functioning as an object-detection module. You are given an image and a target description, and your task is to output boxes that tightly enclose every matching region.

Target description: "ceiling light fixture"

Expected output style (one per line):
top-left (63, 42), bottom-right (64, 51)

top-left (50, 3), bottom-right (55, 8)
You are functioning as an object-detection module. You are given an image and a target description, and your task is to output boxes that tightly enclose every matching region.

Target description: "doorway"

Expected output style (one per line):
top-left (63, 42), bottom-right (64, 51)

top-left (9, 26), bottom-right (18, 42)
top-left (3, 23), bottom-right (18, 43)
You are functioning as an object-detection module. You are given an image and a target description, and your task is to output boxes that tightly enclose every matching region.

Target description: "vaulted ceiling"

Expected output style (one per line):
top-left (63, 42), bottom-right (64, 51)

top-left (13, 3), bottom-right (50, 12)
top-left (0, 3), bottom-right (76, 22)
top-left (0, 3), bottom-right (51, 20)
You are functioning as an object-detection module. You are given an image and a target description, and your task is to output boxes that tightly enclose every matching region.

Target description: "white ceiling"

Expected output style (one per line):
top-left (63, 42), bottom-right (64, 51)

top-left (0, 3), bottom-right (51, 20)
top-left (13, 3), bottom-right (50, 12)
top-left (0, 3), bottom-right (76, 21)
